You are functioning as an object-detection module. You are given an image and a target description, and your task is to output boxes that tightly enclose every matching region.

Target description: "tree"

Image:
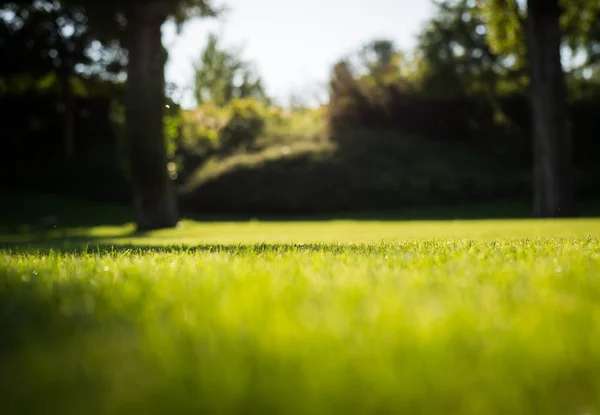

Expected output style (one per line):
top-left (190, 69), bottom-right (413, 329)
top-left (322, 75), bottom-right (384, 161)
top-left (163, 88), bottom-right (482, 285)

top-left (480, 0), bottom-right (600, 84)
top-left (414, 0), bottom-right (588, 216)
top-left (0, 1), bottom-right (124, 157)
top-left (477, 0), bottom-right (597, 216)
top-left (526, 0), bottom-right (574, 217)
top-left (62, 0), bottom-right (220, 230)
top-left (415, 0), bottom-right (528, 97)
top-left (193, 33), bottom-right (268, 106)
top-left (1, 0), bottom-right (219, 230)
top-left (358, 39), bottom-right (395, 73)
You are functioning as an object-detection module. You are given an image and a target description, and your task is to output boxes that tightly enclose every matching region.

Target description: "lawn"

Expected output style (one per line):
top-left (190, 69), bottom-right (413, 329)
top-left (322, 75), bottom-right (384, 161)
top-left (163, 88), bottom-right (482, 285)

top-left (2, 212), bottom-right (600, 414)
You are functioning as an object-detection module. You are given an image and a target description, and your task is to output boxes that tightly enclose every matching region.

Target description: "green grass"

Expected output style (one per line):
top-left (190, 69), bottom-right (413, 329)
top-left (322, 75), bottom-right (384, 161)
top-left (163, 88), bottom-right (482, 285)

top-left (2, 216), bottom-right (600, 414)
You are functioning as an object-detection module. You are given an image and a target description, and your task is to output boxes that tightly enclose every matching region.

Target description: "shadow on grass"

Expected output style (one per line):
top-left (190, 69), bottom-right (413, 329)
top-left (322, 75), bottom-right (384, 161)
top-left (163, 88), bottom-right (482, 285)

top-left (2, 191), bottom-right (599, 238)
top-left (0, 191), bottom-right (132, 230)
top-left (185, 200), bottom-right (600, 222)
top-left (0, 241), bottom-right (389, 256)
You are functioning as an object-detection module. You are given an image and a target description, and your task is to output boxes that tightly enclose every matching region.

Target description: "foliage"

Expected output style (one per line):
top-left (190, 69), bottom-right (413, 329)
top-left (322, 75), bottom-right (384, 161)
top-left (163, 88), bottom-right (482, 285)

top-left (61, 0), bottom-right (221, 35)
top-left (479, 0), bottom-right (600, 77)
top-left (0, 0), bottom-right (125, 88)
top-left (328, 41), bottom-right (420, 132)
top-left (411, 0), bottom-right (600, 96)
top-left (179, 122), bottom-right (533, 214)
top-left (180, 98), bottom-right (324, 157)
top-left (2, 218), bottom-right (600, 413)
top-left (193, 33), bottom-right (269, 106)
top-left (475, 0), bottom-right (526, 79)
top-left (416, 0), bottom-right (513, 96)
top-left (182, 99), bottom-right (264, 152)
top-left (326, 0), bottom-right (600, 172)
top-left (0, 92), bottom-right (130, 203)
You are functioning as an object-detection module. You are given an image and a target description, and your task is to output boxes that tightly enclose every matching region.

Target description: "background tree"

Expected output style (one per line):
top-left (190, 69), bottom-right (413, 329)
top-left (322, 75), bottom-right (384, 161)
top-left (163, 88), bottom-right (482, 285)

top-left (0, 1), bottom-right (124, 157)
top-left (415, 0), bottom-right (508, 97)
top-left (480, 0), bottom-right (600, 85)
top-left (479, 0), bottom-right (582, 216)
top-left (357, 39), bottom-right (396, 74)
top-left (475, 0), bottom-right (600, 216)
top-left (61, 0), bottom-right (221, 230)
top-left (193, 33), bottom-right (268, 106)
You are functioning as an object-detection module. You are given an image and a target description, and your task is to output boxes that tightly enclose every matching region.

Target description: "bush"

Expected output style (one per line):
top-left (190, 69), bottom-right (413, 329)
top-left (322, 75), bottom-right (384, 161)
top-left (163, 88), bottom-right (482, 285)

top-left (179, 99), bottom-right (327, 162)
top-left (326, 58), bottom-right (600, 177)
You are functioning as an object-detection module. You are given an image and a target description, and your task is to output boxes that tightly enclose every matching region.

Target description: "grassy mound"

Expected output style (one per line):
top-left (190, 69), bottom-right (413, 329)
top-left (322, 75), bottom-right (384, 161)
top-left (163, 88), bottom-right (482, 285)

top-left (176, 100), bottom-right (531, 214)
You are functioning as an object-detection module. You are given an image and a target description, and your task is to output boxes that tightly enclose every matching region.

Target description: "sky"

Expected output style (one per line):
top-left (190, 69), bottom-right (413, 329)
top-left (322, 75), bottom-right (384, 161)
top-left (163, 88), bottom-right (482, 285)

top-left (162, 0), bottom-right (435, 108)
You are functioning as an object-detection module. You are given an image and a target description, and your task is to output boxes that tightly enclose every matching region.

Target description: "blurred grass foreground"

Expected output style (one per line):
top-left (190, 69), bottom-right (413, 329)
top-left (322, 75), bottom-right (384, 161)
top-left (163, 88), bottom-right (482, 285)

top-left (2, 195), bottom-right (600, 414)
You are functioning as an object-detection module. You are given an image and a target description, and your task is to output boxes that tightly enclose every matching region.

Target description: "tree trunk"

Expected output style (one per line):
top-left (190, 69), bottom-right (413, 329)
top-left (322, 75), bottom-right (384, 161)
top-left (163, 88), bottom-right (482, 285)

top-left (526, 0), bottom-right (575, 217)
top-left (123, 10), bottom-right (178, 231)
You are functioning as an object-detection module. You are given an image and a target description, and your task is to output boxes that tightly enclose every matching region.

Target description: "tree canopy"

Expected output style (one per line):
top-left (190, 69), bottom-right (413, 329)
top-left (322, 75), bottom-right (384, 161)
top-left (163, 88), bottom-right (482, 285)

top-left (0, 0), bottom-right (124, 94)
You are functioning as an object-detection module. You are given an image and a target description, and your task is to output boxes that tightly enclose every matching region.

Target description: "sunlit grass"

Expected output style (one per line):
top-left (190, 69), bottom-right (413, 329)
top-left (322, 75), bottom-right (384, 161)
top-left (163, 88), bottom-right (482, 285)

top-left (2, 218), bottom-right (600, 414)
top-left (2, 217), bottom-right (600, 245)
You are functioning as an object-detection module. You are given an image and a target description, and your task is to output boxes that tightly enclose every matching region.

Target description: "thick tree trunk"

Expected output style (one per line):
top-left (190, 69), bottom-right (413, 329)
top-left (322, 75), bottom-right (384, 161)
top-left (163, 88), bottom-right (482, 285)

top-left (526, 0), bottom-right (575, 217)
top-left (123, 10), bottom-right (178, 231)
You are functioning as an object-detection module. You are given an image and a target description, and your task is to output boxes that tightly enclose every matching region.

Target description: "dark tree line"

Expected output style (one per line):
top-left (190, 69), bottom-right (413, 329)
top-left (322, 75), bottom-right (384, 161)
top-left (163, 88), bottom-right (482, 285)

top-left (1, 0), bottom-right (593, 224)
top-left (330, 0), bottom-right (599, 218)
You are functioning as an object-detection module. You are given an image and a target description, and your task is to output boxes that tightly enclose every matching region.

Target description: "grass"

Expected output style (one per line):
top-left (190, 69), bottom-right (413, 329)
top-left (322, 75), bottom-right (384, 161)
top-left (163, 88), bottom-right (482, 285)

top-left (2, 201), bottom-right (600, 414)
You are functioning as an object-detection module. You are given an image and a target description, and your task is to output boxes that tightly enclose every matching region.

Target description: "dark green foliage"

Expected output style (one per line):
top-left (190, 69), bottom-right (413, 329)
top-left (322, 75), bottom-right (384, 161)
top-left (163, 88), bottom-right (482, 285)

top-left (0, 1), bottom-right (127, 192)
top-left (0, 1), bottom-right (124, 86)
top-left (326, 0), bottom-right (600, 201)
top-left (417, 0), bottom-right (513, 96)
top-left (0, 93), bottom-right (130, 203)
top-left (179, 124), bottom-right (531, 215)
